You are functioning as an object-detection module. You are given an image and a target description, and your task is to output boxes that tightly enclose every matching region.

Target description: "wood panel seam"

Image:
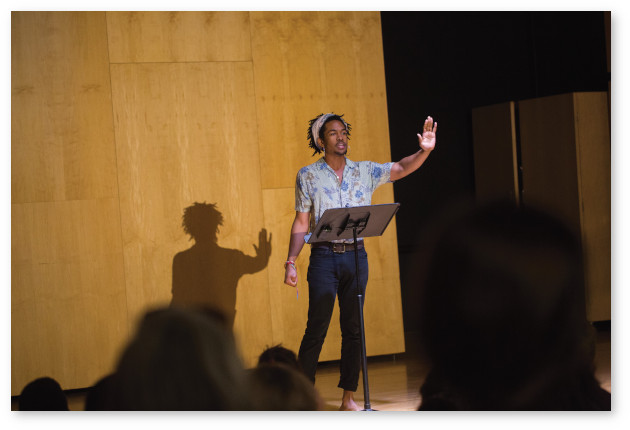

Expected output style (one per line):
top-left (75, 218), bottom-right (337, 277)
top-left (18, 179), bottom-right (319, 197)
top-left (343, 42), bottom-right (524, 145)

top-left (104, 10), bottom-right (132, 342)
top-left (108, 60), bottom-right (255, 65)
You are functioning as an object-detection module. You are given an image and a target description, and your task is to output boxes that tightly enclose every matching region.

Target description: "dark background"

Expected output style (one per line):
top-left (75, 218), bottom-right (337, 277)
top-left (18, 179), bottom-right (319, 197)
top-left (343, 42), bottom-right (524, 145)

top-left (380, 11), bottom-right (610, 332)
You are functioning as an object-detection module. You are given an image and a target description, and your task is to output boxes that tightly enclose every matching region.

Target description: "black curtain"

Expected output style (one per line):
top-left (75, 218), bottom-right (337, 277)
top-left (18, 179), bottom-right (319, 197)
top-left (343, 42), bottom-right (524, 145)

top-left (380, 11), bottom-right (609, 332)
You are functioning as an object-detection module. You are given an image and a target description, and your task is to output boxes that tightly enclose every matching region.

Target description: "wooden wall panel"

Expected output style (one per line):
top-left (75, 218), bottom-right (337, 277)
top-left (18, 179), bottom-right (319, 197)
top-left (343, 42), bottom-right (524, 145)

top-left (253, 11), bottom-right (405, 361)
top-left (106, 11), bottom-right (252, 63)
top-left (12, 11), bottom-right (404, 392)
top-left (519, 92), bottom-right (610, 321)
top-left (11, 12), bottom-right (117, 203)
top-left (574, 92), bottom-right (611, 322)
top-left (11, 199), bottom-right (128, 394)
top-left (262, 188), bottom-right (311, 355)
top-left (11, 11), bottom-right (127, 396)
top-left (250, 11), bottom-right (392, 190)
top-left (519, 94), bottom-right (582, 234)
top-left (110, 62), bottom-right (273, 366)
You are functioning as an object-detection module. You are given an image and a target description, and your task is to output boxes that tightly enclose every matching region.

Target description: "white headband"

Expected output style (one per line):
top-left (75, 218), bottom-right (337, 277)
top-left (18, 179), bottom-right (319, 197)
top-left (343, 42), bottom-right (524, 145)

top-left (311, 113), bottom-right (348, 149)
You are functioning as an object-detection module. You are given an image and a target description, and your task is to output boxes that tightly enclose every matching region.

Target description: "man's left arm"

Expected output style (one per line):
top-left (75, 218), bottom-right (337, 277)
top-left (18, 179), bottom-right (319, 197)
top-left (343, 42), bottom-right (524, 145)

top-left (390, 116), bottom-right (437, 182)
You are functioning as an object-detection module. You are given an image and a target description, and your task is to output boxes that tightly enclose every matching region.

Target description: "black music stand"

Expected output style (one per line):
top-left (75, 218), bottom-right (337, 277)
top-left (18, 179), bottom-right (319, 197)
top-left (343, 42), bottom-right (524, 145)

top-left (307, 203), bottom-right (400, 411)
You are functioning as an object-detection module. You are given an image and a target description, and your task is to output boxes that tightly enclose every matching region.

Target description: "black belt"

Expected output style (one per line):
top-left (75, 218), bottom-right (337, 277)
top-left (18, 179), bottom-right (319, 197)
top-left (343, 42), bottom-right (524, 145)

top-left (311, 241), bottom-right (364, 254)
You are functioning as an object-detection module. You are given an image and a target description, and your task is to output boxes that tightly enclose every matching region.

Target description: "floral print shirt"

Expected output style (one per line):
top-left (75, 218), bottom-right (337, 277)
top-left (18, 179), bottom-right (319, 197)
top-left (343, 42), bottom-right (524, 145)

top-left (295, 157), bottom-right (394, 243)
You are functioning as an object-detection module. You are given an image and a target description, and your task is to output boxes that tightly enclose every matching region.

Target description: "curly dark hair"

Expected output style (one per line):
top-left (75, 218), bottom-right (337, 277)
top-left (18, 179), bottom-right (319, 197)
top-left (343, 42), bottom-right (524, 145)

top-left (307, 113), bottom-right (352, 156)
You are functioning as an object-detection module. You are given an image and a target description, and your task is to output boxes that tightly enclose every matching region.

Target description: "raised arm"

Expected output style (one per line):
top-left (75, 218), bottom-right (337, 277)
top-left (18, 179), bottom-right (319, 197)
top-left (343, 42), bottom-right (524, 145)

top-left (390, 116), bottom-right (437, 181)
top-left (284, 211), bottom-right (310, 287)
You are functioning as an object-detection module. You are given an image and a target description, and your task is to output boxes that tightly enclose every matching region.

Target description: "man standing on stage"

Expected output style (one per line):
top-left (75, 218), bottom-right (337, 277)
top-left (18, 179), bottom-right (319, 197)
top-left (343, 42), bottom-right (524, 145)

top-left (284, 112), bottom-right (437, 410)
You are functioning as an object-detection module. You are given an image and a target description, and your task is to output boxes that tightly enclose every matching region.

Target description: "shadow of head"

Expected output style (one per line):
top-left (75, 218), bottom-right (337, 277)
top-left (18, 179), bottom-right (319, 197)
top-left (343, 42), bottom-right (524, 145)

top-left (182, 202), bottom-right (224, 244)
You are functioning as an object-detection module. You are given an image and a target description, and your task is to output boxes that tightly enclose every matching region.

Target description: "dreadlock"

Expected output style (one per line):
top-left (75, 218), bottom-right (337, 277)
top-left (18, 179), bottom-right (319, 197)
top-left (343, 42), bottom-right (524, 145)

top-left (307, 113), bottom-right (352, 156)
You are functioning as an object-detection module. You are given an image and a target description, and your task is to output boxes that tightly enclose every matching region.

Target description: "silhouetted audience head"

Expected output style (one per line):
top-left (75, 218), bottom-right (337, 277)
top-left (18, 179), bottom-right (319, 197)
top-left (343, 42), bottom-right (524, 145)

top-left (417, 201), bottom-right (610, 410)
top-left (257, 344), bottom-right (303, 373)
top-left (248, 363), bottom-right (322, 410)
top-left (19, 377), bottom-right (69, 411)
top-left (105, 306), bottom-right (250, 410)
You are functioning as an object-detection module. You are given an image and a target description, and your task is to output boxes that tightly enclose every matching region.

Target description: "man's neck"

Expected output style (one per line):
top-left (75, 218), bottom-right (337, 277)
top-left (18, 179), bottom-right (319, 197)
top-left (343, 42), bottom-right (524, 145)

top-left (323, 153), bottom-right (346, 172)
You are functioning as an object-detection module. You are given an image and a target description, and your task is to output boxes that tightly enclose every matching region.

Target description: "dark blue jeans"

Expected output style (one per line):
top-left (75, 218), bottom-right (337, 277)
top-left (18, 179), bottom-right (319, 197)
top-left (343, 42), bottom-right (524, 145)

top-left (298, 245), bottom-right (368, 392)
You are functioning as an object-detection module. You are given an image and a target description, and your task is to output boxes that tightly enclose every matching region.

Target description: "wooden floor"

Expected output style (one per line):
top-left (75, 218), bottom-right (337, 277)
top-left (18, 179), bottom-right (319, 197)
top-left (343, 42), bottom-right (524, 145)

top-left (12, 328), bottom-right (611, 412)
top-left (314, 340), bottom-right (427, 411)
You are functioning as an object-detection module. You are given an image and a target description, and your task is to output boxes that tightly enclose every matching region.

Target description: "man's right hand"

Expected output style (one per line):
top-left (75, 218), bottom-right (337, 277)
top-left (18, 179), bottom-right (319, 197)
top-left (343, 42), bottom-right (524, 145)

top-left (284, 265), bottom-right (297, 287)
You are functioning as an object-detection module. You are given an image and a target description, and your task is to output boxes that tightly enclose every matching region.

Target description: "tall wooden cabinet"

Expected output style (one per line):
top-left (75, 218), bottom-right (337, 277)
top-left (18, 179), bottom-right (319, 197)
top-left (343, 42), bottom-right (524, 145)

top-left (472, 92), bottom-right (611, 322)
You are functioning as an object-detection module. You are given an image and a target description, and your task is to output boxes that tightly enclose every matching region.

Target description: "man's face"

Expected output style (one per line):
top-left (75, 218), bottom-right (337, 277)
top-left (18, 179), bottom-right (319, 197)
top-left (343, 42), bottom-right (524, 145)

top-left (318, 120), bottom-right (348, 156)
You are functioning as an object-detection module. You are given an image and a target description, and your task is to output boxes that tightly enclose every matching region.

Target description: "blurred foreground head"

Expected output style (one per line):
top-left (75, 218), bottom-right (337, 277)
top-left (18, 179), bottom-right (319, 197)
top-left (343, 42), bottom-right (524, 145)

top-left (108, 306), bottom-right (249, 410)
top-left (418, 201), bottom-right (608, 410)
top-left (19, 377), bottom-right (69, 411)
top-left (248, 363), bottom-right (323, 411)
top-left (257, 344), bottom-right (303, 373)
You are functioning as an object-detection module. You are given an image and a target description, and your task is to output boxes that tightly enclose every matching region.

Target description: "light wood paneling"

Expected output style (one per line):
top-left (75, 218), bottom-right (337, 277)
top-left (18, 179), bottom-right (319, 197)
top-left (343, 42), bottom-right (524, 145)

top-left (250, 11), bottom-right (392, 190)
top-left (262, 188), bottom-right (311, 355)
top-left (11, 12), bottom-right (117, 204)
top-left (11, 11), bottom-right (126, 395)
top-left (11, 199), bottom-right (128, 395)
top-left (11, 11), bottom-right (403, 392)
top-left (106, 11), bottom-right (252, 63)
top-left (254, 11), bottom-right (404, 361)
top-left (110, 62), bottom-right (273, 366)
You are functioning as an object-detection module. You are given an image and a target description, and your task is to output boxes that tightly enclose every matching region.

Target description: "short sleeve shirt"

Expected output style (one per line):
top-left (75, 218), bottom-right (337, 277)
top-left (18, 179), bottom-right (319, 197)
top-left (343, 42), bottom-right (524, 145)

top-left (295, 157), bottom-right (394, 243)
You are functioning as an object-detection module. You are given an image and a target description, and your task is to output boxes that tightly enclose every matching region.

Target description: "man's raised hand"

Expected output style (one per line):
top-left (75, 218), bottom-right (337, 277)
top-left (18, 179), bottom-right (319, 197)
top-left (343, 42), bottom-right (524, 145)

top-left (417, 116), bottom-right (437, 152)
